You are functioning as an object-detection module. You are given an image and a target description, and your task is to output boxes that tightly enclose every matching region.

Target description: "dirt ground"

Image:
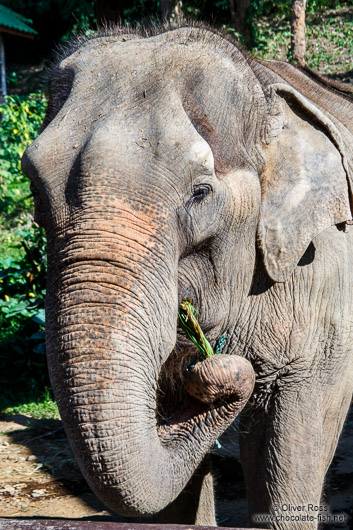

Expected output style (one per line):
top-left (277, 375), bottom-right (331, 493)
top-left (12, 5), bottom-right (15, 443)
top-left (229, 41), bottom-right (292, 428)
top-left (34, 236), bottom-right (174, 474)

top-left (0, 407), bottom-right (352, 528)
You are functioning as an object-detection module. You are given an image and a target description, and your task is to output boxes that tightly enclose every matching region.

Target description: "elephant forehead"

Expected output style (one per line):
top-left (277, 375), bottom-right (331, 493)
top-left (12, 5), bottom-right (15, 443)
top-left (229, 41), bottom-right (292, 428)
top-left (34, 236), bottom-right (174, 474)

top-left (77, 96), bottom-right (215, 162)
top-left (55, 36), bottom-right (259, 170)
top-left (66, 30), bottom-right (242, 77)
top-left (26, 28), bottom-right (266, 195)
top-left (59, 32), bottom-right (250, 109)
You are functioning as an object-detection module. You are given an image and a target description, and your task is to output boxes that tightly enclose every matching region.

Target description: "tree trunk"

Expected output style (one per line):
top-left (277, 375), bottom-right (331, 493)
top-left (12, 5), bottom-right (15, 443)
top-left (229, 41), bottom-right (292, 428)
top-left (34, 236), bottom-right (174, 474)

top-left (160, 0), bottom-right (182, 21)
top-left (229, 0), bottom-right (251, 44)
top-left (229, 0), bottom-right (237, 28)
top-left (0, 33), bottom-right (6, 98)
top-left (290, 0), bottom-right (307, 65)
top-left (95, 0), bottom-right (127, 26)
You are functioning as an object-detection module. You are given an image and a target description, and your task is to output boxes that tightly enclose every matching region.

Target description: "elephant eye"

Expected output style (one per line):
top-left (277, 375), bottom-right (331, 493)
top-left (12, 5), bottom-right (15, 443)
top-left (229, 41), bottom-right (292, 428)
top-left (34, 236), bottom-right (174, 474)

top-left (185, 184), bottom-right (212, 211)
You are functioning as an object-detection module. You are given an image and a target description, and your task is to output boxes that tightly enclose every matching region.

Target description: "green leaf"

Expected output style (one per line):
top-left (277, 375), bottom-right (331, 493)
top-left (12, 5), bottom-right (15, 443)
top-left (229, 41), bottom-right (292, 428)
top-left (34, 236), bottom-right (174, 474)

top-left (32, 309), bottom-right (45, 325)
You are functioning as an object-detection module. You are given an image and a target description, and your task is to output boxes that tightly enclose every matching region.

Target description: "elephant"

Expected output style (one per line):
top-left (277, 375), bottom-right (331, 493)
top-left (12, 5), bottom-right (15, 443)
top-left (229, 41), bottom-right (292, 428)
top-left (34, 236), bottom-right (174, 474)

top-left (22, 23), bottom-right (353, 529)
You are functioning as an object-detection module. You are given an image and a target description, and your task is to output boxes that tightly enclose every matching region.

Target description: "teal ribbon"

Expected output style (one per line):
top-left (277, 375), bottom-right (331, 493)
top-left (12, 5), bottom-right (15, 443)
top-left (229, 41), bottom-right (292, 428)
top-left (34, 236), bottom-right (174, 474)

top-left (214, 332), bottom-right (227, 355)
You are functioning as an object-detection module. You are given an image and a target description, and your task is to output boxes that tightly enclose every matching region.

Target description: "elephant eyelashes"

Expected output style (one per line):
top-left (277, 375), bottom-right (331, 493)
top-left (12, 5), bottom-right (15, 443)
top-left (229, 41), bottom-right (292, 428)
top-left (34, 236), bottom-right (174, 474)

top-left (185, 184), bottom-right (212, 212)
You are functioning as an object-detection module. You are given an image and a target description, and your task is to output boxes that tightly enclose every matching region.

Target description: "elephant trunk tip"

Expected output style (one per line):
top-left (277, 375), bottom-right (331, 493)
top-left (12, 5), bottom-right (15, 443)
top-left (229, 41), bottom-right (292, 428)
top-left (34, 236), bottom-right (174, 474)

top-left (186, 354), bottom-right (255, 406)
top-left (157, 349), bottom-right (255, 445)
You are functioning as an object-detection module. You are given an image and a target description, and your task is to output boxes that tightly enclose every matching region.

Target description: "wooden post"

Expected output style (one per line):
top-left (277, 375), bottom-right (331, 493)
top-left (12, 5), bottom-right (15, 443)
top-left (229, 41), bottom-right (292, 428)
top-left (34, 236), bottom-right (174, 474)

top-left (0, 32), bottom-right (6, 97)
top-left (290, 0), bottom-right (307, 65)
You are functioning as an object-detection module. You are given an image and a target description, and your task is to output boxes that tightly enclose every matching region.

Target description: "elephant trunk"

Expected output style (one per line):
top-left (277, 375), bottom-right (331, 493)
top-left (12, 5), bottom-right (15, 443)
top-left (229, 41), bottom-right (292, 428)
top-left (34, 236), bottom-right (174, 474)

top-left (45, 224), bottom-right (254, 516)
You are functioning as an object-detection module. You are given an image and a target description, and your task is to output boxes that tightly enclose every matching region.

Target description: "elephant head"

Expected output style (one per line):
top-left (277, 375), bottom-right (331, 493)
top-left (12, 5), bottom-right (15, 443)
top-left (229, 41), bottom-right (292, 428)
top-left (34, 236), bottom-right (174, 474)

top-left (22, 25), bottom-right (353, 518)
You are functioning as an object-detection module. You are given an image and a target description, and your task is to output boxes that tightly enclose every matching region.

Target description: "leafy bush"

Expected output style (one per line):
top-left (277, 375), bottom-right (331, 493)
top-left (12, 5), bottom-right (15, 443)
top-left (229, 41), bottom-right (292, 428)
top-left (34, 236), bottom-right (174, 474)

top-left (0, 93), bottom-right (49, 408)
top-left (0, 93), bottom-right (47, 226)
top-left (249, 2), bottom-right (353, 70)
top-left (0, 225), bottom-right (47, 397)
top-left (249, 0), bottom-right (344, 18)
top-left (3, 390), bottom-right (60, 419)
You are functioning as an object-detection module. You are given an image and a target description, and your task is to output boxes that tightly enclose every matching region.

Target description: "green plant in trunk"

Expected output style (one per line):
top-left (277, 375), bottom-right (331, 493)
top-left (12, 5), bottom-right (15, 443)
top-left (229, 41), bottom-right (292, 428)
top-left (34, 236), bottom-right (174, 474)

top-left (178, 300), bottom-right (215, 359)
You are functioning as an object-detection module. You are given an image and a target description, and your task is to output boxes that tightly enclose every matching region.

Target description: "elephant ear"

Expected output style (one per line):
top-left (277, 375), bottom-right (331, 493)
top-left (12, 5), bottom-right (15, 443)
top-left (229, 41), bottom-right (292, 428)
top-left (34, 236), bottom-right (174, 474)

top-left (258, 82), bottom-right (353, 282)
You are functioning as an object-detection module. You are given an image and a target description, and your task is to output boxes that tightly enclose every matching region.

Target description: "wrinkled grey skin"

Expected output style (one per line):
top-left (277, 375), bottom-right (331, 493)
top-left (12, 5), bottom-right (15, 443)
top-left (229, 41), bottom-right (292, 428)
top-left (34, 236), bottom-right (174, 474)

top-left (22, 25), bottom-right (353, 529)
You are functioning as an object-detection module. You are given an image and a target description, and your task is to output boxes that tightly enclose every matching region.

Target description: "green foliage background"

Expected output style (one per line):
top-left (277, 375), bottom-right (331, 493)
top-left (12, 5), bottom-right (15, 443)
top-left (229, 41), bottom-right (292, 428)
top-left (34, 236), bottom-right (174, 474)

top-left (0, 0), bottom-right (349, 62)
top-left (0, 94), bottom-right (48, 409)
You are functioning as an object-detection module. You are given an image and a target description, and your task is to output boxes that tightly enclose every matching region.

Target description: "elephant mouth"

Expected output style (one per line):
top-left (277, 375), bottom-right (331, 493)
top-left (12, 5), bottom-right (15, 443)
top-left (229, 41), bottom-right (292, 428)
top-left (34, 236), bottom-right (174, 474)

top-left (156, 345), bottom-right (204, 432)
top-left (156, 345), bottom-right (255, 444)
